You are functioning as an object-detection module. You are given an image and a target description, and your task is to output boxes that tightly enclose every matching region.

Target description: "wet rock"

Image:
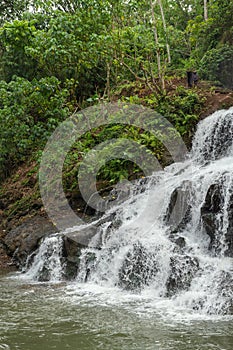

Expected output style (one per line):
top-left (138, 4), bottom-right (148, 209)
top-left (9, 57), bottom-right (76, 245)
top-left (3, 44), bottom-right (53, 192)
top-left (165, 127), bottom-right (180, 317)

top-left (118, 242), bottom-right (158, 291)
top-left (174, 236), bottom-right (186, 249)
top-left (201, 179), bottom-right (233, 257)
top-left (66, 189), bottom-right (96, 217)
top-left (201, 182), bottom-right (221, 245)
top-left (61, 212), bottom-right (123, 279)
top-left (78, 250), bottom-right (97, 282)
top-left (194, 271), bottom-right (233, 315)
top-left (166, 254), bottom-right (199, 297)
top-left (164, 181), bottom-right (192, 233)
top-left (63, 225), bottom-right (99, 279)
top-left (215, 271), bottom-right (233, 315)
top-left (4, 215), bottom-right (57, 266)
top-left (97, 178), bottom-right (150, 213)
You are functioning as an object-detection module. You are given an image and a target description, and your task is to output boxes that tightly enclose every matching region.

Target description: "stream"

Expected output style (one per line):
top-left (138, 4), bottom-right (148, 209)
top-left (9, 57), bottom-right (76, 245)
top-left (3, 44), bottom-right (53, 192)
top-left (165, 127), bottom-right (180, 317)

top-left (1, 270), bottom-right (233, 350)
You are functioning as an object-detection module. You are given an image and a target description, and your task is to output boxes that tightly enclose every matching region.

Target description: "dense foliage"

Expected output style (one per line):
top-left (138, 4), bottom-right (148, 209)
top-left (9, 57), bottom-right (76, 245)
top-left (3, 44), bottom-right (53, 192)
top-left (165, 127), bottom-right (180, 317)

top-left (0, 0), bottom-right (232, 184)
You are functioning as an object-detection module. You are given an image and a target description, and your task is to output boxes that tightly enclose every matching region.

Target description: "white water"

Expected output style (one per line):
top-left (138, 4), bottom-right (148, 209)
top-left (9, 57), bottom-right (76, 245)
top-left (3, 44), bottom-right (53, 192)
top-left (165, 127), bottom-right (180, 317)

top-left (22, 107), bottom-right (233, 318)
top-left (22, 234), bottom-right (64, 282)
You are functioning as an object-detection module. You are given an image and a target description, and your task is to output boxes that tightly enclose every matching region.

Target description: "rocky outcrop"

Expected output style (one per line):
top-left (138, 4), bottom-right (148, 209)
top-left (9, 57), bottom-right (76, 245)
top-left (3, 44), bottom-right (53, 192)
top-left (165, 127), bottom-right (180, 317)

top-left (118, 242), bottom-right (158, 291)
top-left (0, 242), bottom-right (15, 269)
top-left (216, 271), bottom-right (233, 315)
top-left (164, 181), bottom-right (192, 233)
top-left (166, 254), bottom-right (199, 297)
top-left (4, 215), bottom-right (57, 266)
top-left (63, 225), bottom-right (99, 279)
top-left (201, 183), bottom-right (221, 247)
top-left (192, 271), bottom-right (233, 315)
top-left (201, 178), bottom-right (233, 257)
top-left (62, 214), bottom-right (123, 280)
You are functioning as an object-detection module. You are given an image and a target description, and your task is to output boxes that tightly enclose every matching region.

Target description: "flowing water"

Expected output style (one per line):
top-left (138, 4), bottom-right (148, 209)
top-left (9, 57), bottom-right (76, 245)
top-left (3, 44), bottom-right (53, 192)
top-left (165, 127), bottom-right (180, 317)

top-left (1, 270), bottom-right (233, 350)
top-left (1, 108), bottom-right (233, 349)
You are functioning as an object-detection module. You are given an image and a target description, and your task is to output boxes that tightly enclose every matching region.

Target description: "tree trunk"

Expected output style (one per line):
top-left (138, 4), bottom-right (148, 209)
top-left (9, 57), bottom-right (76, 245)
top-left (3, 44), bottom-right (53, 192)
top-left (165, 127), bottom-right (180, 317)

top-left (149, 0), bottom-right (165, 90)
top-left (157, 0), bottom-right (171, 64)
top-left (204, 0), bottom-right (208, 21)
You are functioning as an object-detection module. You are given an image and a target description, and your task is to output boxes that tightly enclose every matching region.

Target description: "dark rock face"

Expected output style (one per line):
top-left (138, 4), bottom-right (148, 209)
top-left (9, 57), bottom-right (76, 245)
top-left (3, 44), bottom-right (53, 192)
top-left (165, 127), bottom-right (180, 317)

top-left (118, 242), bottom-right (158, 291)
top-left (4, 215), bottom-right (57, 266)
top-left (201, 178), bottom-right (233, 257)
top-left (63, 225), bottom-right (98, 279)
top-left (164, 181), bottom-right (192, 233)
top-left (79, 251), bottom-right (97, 282)
top-left (174, 236), bottom-right (186, 249)
top-left (165, 255), bottom-right (199, 297)
top-left (0, 242), bottom-right (15, 269)
top-left (201, 183), bottom-right (221, 246)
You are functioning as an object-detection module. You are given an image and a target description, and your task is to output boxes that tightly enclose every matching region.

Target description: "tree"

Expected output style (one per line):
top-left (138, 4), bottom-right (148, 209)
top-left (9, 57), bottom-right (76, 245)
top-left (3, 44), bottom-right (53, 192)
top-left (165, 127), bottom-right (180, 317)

top-left (0, 0), bottom-right (29, 25)
top-left (0, 19), bottom-right (38, 81)
top-left (149, 0), bottom-right (163, 89)
top-left (158, 0), bottom-right (171, 63)
top-left (31, 0), bottom-right (108, 13)
top-left (204, 0), bottom-right (208, 20)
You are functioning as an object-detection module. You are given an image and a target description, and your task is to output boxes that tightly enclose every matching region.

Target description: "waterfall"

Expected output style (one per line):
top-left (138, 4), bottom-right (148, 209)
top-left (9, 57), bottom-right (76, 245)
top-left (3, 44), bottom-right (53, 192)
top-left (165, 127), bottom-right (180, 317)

top-left (191, 107), bottom-right (233, 163)
top-left (23, 107), bottom-right (233, 315)
top-left (22, 234), bottom-right (64, 282)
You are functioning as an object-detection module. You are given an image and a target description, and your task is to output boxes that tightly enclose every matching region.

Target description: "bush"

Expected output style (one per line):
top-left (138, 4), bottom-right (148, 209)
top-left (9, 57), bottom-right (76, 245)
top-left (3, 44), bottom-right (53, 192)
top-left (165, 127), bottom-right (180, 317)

top-left (199, 45), bottom-right (233, 89)
top-left (0, 76), bottom-right (69, 179)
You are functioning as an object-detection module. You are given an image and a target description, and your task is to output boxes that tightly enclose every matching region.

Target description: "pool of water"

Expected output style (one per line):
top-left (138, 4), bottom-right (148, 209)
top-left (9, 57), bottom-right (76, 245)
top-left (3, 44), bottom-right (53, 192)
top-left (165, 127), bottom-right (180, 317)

top-left (1, 270), bottom-right (233, 350)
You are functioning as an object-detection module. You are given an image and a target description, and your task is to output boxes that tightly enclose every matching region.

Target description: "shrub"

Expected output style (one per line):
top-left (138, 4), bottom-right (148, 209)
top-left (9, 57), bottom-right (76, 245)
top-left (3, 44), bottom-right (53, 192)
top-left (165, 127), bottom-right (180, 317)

top-left (0, 76), bottom-right (69, 179)
top-left (199, 45), bottom-right (233, 89)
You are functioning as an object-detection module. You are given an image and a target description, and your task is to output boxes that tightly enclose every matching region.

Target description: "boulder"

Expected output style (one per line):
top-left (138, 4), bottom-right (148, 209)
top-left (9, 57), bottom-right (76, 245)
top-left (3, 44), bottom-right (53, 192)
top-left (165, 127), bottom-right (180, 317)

top-left (4, 215), bottom-right (57, 266)
top-left (63, 225), bottom-right (99, 279)
top-left (61, 213), bottom-right (123, 280)
top-left (0, 242), bottom-right (15, 269)
top-left (169, 235), bottom-right (187, 250)
top-left (118, 242), bottom-right (158, 291)
top-left (201, 179), bottom-right (233, 257)
top-left (166, 254), bottom-right (199, 297)
top-left (164, 181), bottom-right (192, 233)
top-left (217, 271), bottom-right (233, 315)
top-left (194, 271), bottom-right (233, 315)
top-left (201, 183), bottom-right (221, 245)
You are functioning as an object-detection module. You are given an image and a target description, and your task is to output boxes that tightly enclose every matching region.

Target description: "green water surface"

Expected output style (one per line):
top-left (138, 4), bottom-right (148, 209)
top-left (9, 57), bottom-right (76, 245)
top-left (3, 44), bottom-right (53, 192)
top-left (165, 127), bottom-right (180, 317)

top-left (0, 270), bottom-right (233, 350)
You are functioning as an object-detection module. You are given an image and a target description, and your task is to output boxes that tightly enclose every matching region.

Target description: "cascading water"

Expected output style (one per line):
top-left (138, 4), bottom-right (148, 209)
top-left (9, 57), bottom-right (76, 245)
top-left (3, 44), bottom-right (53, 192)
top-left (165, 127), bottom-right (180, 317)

top-left (23, 107), bottom-right (233, 316)
top-left (23, 234), bottom-right (64, 282)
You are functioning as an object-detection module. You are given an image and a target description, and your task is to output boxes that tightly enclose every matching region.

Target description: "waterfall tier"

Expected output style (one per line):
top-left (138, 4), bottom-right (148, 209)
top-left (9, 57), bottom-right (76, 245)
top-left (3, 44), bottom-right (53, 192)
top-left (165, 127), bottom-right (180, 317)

top-left (23, 107), bottom-right (233, 315)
